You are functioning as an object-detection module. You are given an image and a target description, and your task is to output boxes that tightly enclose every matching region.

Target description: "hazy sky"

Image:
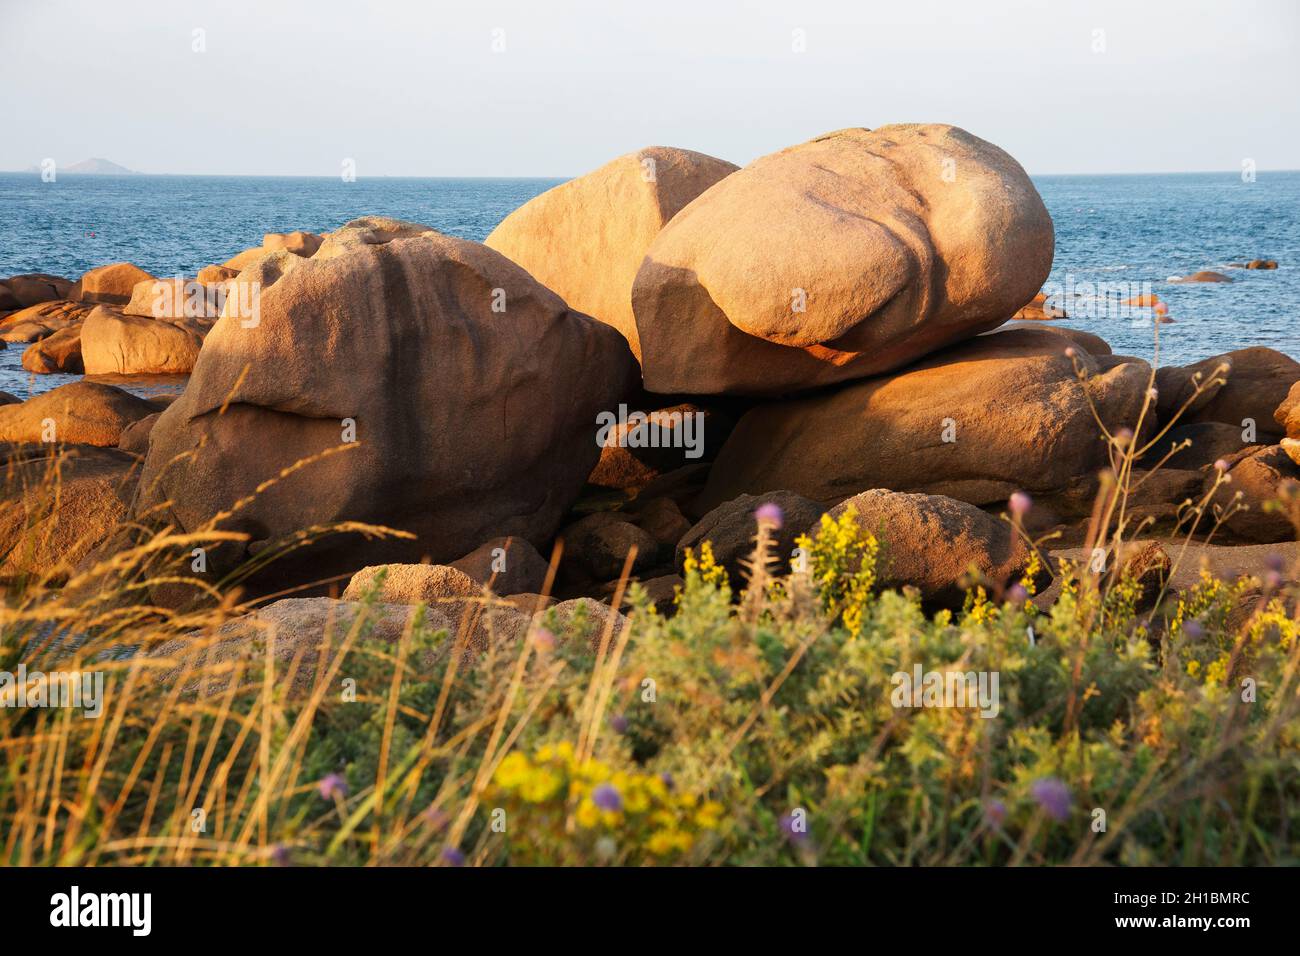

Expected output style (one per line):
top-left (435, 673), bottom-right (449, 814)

top-left (2, 0), bottom-right (1297, 177)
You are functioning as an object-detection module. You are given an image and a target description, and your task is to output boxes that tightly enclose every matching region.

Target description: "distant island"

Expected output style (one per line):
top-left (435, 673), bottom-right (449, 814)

top-left (22, 157), bottom-right (138, 175)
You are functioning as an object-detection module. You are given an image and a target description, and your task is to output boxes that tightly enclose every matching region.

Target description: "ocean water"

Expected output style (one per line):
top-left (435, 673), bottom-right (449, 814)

top-left (0, 170), bottom-right (1295, 399)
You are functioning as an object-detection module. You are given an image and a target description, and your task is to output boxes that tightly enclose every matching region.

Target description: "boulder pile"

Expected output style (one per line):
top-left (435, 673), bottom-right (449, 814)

top-left (1, 125), bottom-right (1295, 620)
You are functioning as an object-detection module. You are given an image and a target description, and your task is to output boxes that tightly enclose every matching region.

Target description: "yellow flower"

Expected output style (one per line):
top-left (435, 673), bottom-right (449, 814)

top-left (575, 798), bottom-right (601, 829)
top-left (694, 801), bottom-right (724, 830)
top-left (645, 828), bottom-right (694, 856)
top-left (520, 767), bottom-right (563, 803)
top-left (494, 752), bottom-right (532, 790)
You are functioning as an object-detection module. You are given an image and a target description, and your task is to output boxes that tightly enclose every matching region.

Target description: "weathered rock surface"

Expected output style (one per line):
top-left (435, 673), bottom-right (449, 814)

top-left (560, 512), bottom-right (661, 581)
top-left (0, 300), bottom-right (91, 343)
top-left (135, 217), bottom-right (638, 591)
top-left (1171, 270), bottom-right (1233, 283)
top-left (1012, 292), bottom-right (1067, 321)
top-left (0, 446), bottom-right (136, 580)
top-left (342, 563), bottom-right (481, 606)
top-left (676, 491), bottom-right (826, 589)
top-left (450, 535), bottom-right (551, 596)
top-left (1284, 381), bottom-right (1300, 460)
top-left (197, 264), bottom-right (239, 284)
top-left (818, 489), bottom-right (1035, 605)
top-left (1140, 422), bottom-right (1252, 472)
top-left (155, 597), bottom-right (529, 694)
top-left (628, 496), bottom-right (692, 548)
top-left (588, 403), bottom-right (734, 490)
top-left (116, 411), bottom-right (160, 455)
top-left (1154, 356), bottom-right (1230, 423)
top-left (21, 325), bottom-right (83, 373)
top-left (1183, 348), bottom-right (1300, 438)
top-left (699, 328), bottom-right (1148, 512)
top-left (536, 597), bottom-right (628, 648)
top-left (0, 381), bottom-right (155, 446)
top-left (68, 262), bottom-right (155, 305)
top-left (631, 124), bottom-right (1054, 395)
top-left (80, 306), bottom-right (208, 375)
top-left (486, 147), bottom-right (737, 358)
top-left (0, 274), bottom-right (71, 309)
top-left (263, 230), bottom-right (323, 258)
top-left (1207, 445), bottom-right (1299, 543)
top-left (124, 277), bottom-right (226, 320)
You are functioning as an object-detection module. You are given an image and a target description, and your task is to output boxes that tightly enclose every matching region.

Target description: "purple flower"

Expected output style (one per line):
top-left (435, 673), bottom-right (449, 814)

top-left (984, 799), bottom-right (1007, 827)
top-left (530, 628), bottom-right (557, 653)
top-left (755, 502), bottom-right (784, 529)
top-left (1006, 583), bottom-right (1028, 605)
top-left (270, 844), bottom-right (292, 866)
top-left (609, 713), bottom-right (630, 734)
top-left (1030, 777), bottom-right (1072, 822)
top-left (1182, 619), bottom-right (1205, 641)
top-left (318, 772), bottom-right (348, 801)
top-left (591, 783), bottom-right (623, 813)
top-left (780, 814), bottom-right (810, 844)
top-left (1265, 553), bottom-right (1284, 574)
top-left (1008, 491), bottom-right (1033, 518)
top-left (440, 846), bottom-right (466, 867)
top-left (659, 772), bottom-right (675, 791)
top-left (424, 806), bottom-right (450, 830)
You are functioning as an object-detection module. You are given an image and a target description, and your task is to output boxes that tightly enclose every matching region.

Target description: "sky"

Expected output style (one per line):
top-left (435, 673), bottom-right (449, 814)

top-left (1, 0), bottom-right (1297, 178)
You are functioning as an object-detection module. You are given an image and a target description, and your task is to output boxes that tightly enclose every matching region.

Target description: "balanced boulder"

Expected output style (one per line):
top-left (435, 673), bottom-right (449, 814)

top-left (632, 125), bottom-right (1054, 395)
top-left (134, 217), bottom-right (638, 590)
top-left (698, 327), bottom-right (1148, 511)
top-left (485, 147), bottom-right (737, 358)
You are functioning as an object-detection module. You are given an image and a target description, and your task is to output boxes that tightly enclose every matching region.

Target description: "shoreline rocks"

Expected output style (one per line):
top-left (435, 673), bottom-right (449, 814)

top-left (0, 381), bottom-right (155, 446)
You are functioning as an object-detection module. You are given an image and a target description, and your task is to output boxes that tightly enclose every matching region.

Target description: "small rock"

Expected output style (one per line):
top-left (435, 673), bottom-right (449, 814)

top-left (450, 535), bottom-right (551, 595)
top-left (676, 491), bottom-right (826, 590)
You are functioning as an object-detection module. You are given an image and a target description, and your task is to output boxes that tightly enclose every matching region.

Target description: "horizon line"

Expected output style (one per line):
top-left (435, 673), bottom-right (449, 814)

top-left (4, 167), bottom-right (1300, 181)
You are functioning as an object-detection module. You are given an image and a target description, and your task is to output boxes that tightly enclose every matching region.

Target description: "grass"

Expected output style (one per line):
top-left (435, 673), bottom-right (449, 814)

top-left (0, 342), bottom-right (1297, 867)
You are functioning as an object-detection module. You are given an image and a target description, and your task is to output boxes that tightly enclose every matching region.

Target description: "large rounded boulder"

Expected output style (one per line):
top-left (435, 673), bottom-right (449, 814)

top-left (80, 306), bottom-right (209, 374)
top-left (134, 217), bottom-right (638, 590)
top-left (485, 147), bottom-right (738, 358)
top-left (632, 125), bottom-right (1054, 395)
top-left (698, 327), bottom-right (1147, 511)
top-left (1181, 347), bottom-right (1300, 439)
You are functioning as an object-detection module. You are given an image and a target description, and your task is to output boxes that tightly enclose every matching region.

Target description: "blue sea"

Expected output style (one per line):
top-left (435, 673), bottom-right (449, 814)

top-left (0, 170), bottom-right (1296, 399)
